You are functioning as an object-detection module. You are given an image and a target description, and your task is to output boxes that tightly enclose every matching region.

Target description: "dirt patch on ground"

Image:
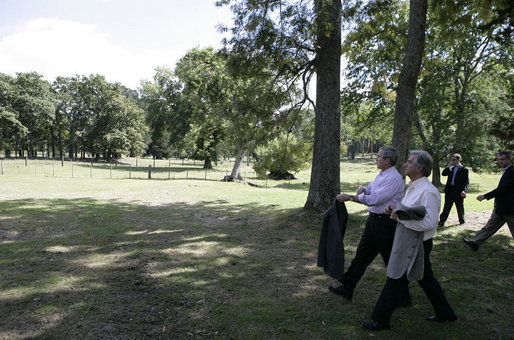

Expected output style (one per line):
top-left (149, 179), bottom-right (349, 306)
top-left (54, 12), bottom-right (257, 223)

top-left (442, 210), bottom-right (493, 231)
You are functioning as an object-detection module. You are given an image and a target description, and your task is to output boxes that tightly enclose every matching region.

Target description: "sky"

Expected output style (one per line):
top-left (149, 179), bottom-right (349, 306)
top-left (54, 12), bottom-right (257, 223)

top-left (0, 0), bottom-right (234, 89)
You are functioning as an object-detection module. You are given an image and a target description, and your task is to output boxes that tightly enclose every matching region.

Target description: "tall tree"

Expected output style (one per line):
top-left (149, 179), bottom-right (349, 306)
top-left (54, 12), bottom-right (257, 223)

top-left (341, 0), bottom-right (510, 176)
top-left (174, 48), bottom-right (227, 169)
top-left (0, 74), bottom-right (28, 157)
top-left (305, 0), bottom-right (342, 210)
top-left (3, 72), bottom-right (55, 158)
top-left (57, 75), bottom-right (147, 160)
top-left (391, 0), bottom-right (427, 168)
top-left (219, 0), bottom-right (342, 211)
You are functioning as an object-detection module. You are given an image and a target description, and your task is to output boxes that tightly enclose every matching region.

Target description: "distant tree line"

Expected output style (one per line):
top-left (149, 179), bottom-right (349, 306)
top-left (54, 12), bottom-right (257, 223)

top-left (0, 73), bottom-right (147, 161)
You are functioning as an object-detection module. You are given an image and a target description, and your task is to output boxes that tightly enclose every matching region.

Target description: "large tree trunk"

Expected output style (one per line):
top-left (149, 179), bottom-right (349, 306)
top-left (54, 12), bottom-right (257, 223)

top-left (454, 76), bottom-right (469, 150)
top-left (68, 126), bottom-right (74, 159)
top-left (229, 149), bottom-right (245, 180)
top-left (304, 0), bottom-right (341, 212)
top-left (50, 126), bottom-right (56, 158)
top-left (392, 0), bottom-right (427, 172)
top-left (203, 158), bottom-right (213, 169)
top-left (57, 124), bottom-right (64, 163)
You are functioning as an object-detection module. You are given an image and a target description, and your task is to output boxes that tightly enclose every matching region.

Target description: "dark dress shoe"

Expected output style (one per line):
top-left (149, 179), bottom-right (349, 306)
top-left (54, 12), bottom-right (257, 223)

top-left (426, 315), bottom-right (458, 322)
top-left (437, 222), bottom-right (444, 227)
top-left (328, 285), bottom-right (353, 301)
top-left (363, 320), bottom-right (390, 331)
top-left (462, 238), bottom-right (479, 251)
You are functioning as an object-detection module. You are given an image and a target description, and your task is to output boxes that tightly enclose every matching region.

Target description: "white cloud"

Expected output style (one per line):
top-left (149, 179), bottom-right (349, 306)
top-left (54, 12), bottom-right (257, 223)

top-left (0, 17), bottom-right (183, 88)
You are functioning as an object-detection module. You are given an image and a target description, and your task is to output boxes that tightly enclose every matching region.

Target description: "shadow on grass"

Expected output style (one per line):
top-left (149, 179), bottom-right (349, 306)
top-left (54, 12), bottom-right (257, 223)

top-left (0, 198), bottom-right (512, 339)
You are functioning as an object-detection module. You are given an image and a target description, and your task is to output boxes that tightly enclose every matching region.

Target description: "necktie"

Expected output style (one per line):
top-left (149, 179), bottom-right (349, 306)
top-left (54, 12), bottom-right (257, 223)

top-left (451, 166), bottom-right (459, 186)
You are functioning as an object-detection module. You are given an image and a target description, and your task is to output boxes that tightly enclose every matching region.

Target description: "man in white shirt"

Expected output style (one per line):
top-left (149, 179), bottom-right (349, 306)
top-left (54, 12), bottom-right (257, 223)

top-left (329, 147), bottom-right (409, 304)
top-left (363, 150), bottom-right (457, 331)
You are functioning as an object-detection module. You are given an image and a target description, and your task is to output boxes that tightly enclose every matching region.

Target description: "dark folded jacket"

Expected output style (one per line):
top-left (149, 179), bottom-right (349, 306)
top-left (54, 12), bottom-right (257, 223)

top-left (317, 200), bottom-right (348, 280)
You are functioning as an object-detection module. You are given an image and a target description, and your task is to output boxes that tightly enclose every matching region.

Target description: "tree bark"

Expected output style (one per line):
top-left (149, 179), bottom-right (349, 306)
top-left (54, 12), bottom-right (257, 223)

top-left (304, 0), bottom-right (341, 212)
top-left (203, 158), bottom-right (213, 169)
top-left (49, 126), bottom-right (56, 158)
top-left (392, 0), bottom-right (427, 172)
top-left (229, 149), bottom-right (245, 180)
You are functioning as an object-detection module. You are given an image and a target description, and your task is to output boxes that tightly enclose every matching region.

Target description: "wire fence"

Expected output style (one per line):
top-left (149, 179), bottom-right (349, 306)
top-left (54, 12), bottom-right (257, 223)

top-left (0, 157), bottom-right (285, 188)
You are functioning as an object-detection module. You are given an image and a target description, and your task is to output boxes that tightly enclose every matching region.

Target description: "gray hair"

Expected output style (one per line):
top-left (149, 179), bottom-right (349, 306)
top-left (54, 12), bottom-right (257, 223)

top-left (380, 146), bottom-right (399, 165)
top-left (410, 150), bottom-right (433, 177)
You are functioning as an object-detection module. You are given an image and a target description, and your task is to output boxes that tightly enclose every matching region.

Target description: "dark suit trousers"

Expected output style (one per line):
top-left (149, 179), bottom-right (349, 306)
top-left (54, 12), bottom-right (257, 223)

top-left (439, 190), bottom-right (465, 224)
top-left (371, 239), bottom-right (455, 325)
top-left (339, 214), bottom-right (399, 292)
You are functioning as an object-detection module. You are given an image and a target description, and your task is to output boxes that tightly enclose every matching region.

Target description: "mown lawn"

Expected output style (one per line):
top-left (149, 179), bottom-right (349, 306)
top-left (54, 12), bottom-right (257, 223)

top-left (0, 157), bottom-right (512, 339)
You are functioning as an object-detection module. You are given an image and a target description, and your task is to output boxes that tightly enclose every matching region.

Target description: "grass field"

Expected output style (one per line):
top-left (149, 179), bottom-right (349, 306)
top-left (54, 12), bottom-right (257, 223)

top-left (1, 157), bottom-right (512, 339)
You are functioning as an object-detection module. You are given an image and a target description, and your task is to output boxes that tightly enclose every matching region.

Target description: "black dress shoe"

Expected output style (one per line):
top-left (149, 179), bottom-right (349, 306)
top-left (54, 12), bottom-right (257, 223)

top-left (426, 315), bottom-right (458, 322)
top-left (363, 320), bottom-right (390, 331)
top-left (437, 222), bottom-right (444, 227)
top-left (328, 285), bottom-right (353, 301)
top-left (462, 238), bottom-right (479, 251)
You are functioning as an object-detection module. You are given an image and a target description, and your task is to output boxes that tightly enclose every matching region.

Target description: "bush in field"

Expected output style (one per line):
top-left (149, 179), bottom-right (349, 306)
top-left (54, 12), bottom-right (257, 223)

top-left (253, 134), bottom-right (311, 180)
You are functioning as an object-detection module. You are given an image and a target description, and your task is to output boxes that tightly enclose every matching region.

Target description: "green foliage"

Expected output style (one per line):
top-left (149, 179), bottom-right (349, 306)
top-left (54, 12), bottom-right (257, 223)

top-left (0, 72), bottom-right (56, 156)
top-left (341, 0), bottom-right (511, 171)
top-left (253, 132), bottom-right (312, 179)
top-left (0, 74), bottom-right (28, 152)
top-left (487, 67), bottom-right (514, 151)
top-left (54, 75), bottom-right (147, 159)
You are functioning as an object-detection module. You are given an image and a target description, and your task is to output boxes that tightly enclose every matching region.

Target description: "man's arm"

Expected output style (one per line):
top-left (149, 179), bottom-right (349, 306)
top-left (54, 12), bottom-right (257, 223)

top-left (441, 166), bottom-right (452, 176)
top-left (357, 175), bottom-right (403, 207)
top-left (462, 167), bottom-right (469, 193)
top-left (479, 168), bottom-right (514, 201)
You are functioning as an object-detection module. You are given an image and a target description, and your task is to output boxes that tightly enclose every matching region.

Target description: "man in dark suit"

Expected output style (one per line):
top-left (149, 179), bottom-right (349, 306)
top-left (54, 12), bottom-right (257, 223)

top-left (438, 153), bottom-right (469, 227)
top-left (463, 150), bottom-right (514, 251)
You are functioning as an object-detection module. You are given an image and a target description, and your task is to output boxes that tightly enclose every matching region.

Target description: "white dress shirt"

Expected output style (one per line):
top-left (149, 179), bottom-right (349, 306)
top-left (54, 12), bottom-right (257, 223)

top-left (357, 166), bottom-right (405, 215)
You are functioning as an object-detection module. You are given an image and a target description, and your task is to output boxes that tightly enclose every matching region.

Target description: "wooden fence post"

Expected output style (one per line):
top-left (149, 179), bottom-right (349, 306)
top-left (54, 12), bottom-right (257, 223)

top-left (148, 165), bottom-right (152, 179)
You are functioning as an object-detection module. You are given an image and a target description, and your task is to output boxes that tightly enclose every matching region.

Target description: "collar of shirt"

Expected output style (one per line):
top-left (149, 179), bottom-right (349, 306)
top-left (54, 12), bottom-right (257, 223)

top-left (380, 166), bottom-right (397, 176)
top-left (407, 177), bottom-right (427, 190)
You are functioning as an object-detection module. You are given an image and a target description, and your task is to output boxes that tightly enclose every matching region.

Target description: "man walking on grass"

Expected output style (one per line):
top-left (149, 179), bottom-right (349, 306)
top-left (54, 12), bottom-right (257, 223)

top-left (363, 150), bottom-right (457, 331)
top-left (463, 150), bottom-right (514, 251)
top-left (329, 146), bottom-right (410, 305)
